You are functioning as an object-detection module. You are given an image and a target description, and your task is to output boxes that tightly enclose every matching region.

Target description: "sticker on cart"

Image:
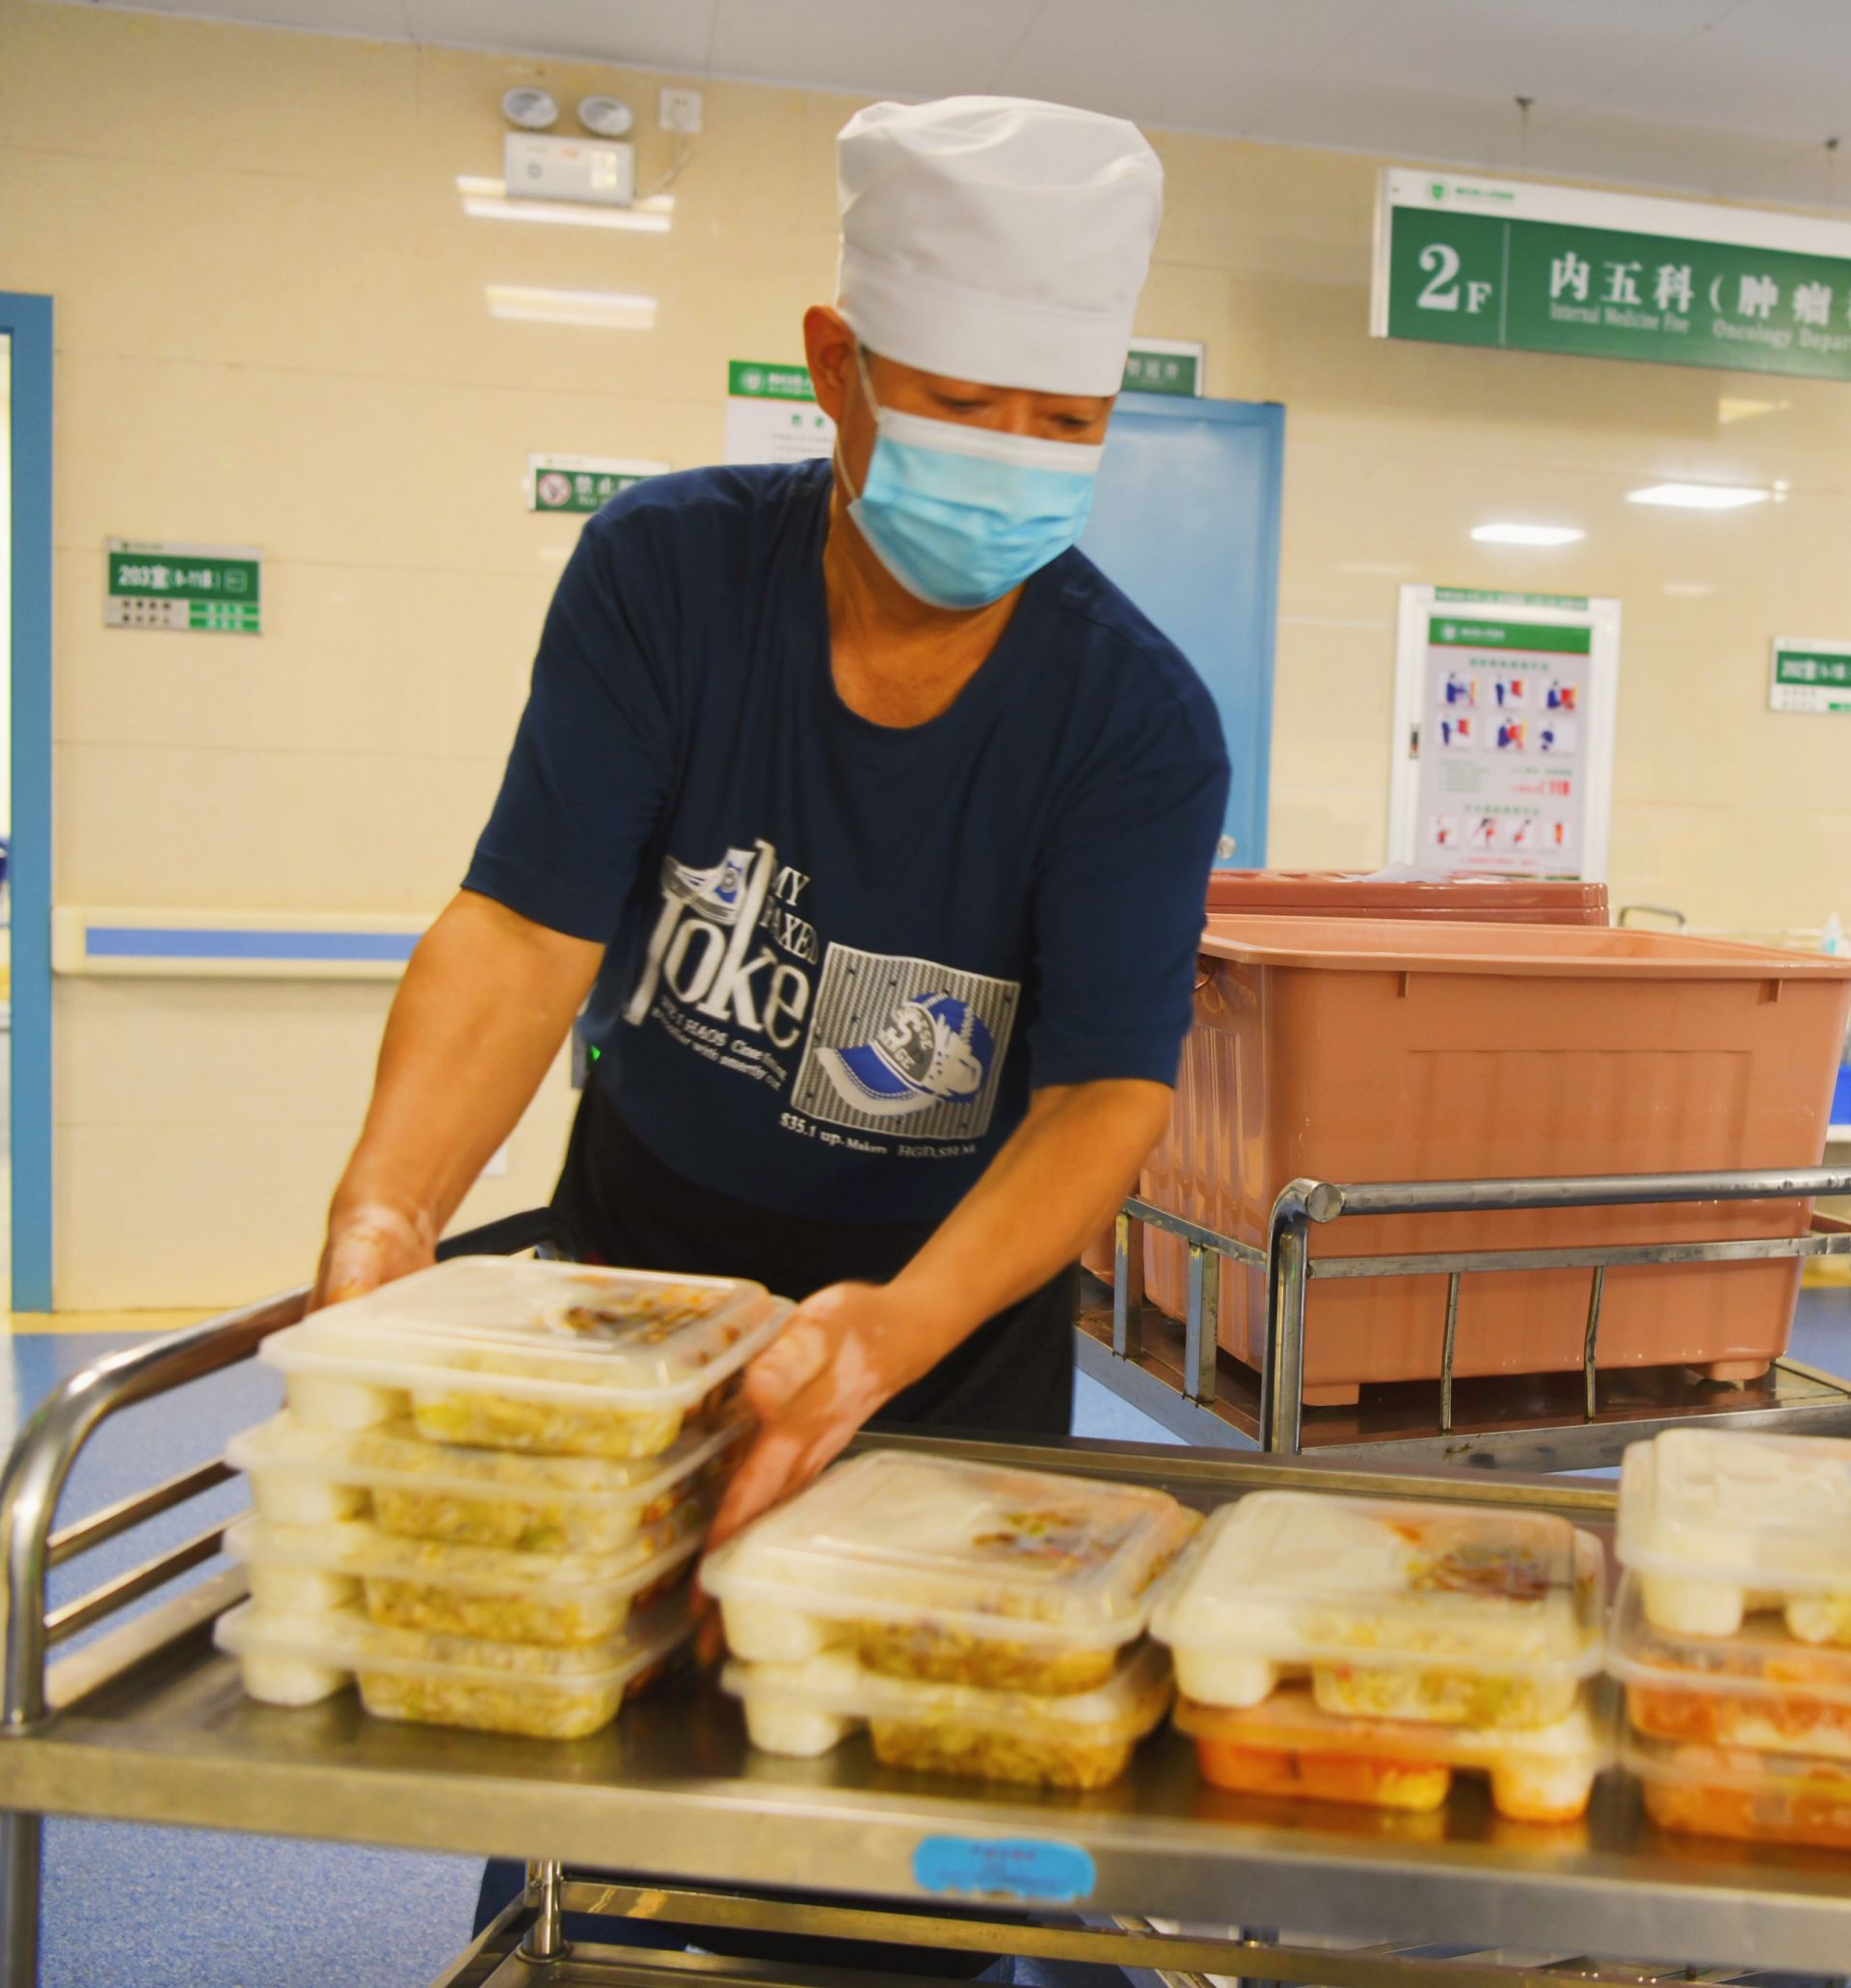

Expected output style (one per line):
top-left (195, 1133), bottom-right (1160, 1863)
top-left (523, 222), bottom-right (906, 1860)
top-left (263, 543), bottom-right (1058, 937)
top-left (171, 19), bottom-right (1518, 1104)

top-left (1538, 717), bottom-right (1577, 755)
top-left (1436, 712), bottom-right (1480, 751)
top-left (912, 1836), bottom-right (1097, 1904)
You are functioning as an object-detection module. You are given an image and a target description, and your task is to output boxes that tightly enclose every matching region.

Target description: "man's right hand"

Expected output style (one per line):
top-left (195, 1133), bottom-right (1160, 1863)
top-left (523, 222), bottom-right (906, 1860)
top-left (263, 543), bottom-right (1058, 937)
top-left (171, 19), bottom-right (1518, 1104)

top-left (310, 1200), bottom-right (438, 1311)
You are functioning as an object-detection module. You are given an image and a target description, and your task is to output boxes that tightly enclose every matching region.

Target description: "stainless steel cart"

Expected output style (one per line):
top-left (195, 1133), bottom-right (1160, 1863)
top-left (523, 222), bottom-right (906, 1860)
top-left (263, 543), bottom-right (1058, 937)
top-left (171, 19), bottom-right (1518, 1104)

top-left (4, 1291), bottom-right (1851, 1988)
top-left (1082, 1165), bottom-right (1851, 1470)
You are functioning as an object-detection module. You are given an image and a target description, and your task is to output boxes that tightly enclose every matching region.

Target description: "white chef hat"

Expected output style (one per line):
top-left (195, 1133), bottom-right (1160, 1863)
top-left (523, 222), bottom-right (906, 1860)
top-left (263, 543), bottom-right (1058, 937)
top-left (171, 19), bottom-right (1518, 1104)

top-left (835, 95), bottom-right (1163, 397)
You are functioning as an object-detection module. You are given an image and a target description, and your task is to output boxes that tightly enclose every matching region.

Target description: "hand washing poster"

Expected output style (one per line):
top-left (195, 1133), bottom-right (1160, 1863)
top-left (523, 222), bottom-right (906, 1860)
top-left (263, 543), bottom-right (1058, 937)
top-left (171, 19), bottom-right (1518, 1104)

top-left (1389, 587), bottom-right (1621, 880)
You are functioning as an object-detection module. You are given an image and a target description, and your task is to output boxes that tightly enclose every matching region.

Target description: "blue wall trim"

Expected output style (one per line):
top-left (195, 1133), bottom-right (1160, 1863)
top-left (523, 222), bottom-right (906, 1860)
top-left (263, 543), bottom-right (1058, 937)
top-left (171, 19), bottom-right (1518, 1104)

top-left (85, 927), bottom-right (420, 963)
top-left (6, 295), bottom-right (54, 1310)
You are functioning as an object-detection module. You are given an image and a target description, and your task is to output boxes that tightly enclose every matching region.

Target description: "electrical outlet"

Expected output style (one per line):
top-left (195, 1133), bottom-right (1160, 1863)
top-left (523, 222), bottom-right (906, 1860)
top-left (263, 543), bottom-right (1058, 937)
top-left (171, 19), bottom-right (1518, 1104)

top-left (659, 86), bottom-right (703, 134)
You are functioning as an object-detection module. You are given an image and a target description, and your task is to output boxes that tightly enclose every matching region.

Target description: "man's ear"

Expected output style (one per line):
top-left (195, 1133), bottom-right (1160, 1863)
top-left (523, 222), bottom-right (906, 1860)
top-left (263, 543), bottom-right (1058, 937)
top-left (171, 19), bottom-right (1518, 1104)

top-left (803, 305), bottom-right (857, 423)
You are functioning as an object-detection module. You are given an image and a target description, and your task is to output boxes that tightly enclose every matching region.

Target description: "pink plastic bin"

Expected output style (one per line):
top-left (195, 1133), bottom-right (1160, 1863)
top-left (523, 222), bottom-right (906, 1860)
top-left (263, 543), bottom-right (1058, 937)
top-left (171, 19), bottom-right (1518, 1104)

top-left (1083, 873), bottom-right (1607, 1284)
top-left (1141, 918), bottom-right (1851, 1406)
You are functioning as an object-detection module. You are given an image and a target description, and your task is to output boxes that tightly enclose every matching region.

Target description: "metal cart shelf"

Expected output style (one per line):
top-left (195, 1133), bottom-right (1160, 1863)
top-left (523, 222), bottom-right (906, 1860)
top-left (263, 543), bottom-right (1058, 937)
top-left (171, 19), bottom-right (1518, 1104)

top-left (4, 1291), bottom-right (1851, 1987)
top-left (1080, 1166), bottom-right (1851, 1470)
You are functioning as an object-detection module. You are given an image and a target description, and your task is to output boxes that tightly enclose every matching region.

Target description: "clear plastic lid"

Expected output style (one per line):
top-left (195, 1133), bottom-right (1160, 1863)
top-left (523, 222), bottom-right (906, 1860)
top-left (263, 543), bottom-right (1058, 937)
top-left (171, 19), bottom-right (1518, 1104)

top-left (1612, 1572), bottom-right (1851, 1712)
top-left (1623, 1726), bottom-right (1851, 1801)
top-left (1175, 1679), bottom-right (1609, 1773)
top-left (228, 1410), bottom-right (747, 1511)
top-left (260, 1259), bottom-right (790, 1410)
top-left (225, 1512), bottom-right (702, 1599)
top-left (1151, 1491), bottom-right (1605, 1679)
top-left (722, 1638), bottom-right (1174, 1746)
top-left (1617, 1429), bottom-right (1851, 1593)
top-left (700, 1451), bottom-right (1199, 1652)
top-left (214, 1595), bottom-right (688, 1688)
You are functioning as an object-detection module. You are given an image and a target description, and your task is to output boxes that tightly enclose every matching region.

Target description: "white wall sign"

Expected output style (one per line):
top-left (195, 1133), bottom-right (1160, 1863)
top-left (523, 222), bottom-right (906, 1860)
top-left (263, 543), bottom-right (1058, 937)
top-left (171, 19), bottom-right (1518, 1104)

top-left (725, 360), bottom-right (835, 466)
top-left (1389, 586), bottom-right (1621, 880)
top-left (1770, 636), bottom-right (1851, 713)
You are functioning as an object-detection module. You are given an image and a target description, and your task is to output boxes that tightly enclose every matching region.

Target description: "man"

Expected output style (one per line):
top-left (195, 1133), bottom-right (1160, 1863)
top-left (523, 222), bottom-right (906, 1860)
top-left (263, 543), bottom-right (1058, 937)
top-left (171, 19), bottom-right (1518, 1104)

top-left (318, 92), bottom-right (1229, 1971)
top-left (317, 92), bottom-right (1227, 1535)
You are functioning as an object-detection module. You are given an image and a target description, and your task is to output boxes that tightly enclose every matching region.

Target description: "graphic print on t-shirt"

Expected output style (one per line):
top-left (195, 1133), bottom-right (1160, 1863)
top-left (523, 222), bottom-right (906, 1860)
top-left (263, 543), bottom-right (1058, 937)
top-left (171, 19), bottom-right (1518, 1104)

top-left (624, 840), bottom-right (1018, 1145)
top-left (792, 943), bottom-right (1019, 1141)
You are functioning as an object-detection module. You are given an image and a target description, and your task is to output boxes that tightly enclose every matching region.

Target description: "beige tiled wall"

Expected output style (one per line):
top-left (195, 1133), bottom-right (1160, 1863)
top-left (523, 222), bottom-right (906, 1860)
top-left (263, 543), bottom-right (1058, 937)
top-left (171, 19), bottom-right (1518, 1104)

top-left (4, 3), bottom-right (1848, 1305)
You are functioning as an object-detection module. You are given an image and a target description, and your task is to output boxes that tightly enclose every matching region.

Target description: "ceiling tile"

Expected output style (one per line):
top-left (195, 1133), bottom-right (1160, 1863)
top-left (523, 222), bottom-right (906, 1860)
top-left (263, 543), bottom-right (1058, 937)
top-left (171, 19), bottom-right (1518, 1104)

top-left (65, 0), bottom-right (410, 32)
top-left (999, 0), bottom-right (1379, 135)
top-left (1584, 0), bottom-right (1851, 142)
top-left (1315, 0), bottom-right (1730, 114)
top-left (398, 0), bottom-right (719, 69)
top-left (705, 0), bottom-right (1047, 101)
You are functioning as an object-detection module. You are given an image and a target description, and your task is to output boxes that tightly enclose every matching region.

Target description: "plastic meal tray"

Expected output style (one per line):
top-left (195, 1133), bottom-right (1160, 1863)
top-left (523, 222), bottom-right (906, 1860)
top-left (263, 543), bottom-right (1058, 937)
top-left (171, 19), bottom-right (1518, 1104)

top-left (1612, 1572), bottom-right (1851, 1760)
top-left (1150, 1491), bottom-right (1605, 1729)
top-left (260, 1259), bottom-right (791, 1459)
top-left (1617, 1428), bottom-right (1851, 1642)
top-left (722, 1640), bottom-right (1174, 1790)
top-left (228, 1410), bottom-right (747, 1554)
top-left (214, 1596), bottom-right (691, 1740)
top-left (1176, 1680), bottom-right (1609, 1823)
top-left (701, 1450), bottom-right (1199, 1697)
top-left (226, 1511), bottom-right (703, 1649)
top-left (1624, 1727), bottom-right (1851, 1851)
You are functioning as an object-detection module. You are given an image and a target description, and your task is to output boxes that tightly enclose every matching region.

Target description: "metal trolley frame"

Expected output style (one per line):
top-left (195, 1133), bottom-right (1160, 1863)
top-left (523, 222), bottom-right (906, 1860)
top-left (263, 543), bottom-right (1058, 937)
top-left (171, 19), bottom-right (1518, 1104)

top-left (3, 1280), bottom-right (1851, 1987)
top-left (1079, 1165), bottom-right (1851, 1470)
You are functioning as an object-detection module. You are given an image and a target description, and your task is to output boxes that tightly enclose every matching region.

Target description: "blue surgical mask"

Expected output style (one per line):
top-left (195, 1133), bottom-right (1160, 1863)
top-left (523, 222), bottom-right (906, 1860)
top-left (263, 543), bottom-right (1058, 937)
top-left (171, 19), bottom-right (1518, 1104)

top-left (838, 352), bottom-right (1105, 610)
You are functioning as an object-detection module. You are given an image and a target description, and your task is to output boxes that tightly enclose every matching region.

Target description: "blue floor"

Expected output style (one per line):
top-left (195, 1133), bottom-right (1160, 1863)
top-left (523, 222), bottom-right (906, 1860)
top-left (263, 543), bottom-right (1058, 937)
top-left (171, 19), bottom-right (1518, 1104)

top-left (7, 1291), bottom-right (1850, 1984)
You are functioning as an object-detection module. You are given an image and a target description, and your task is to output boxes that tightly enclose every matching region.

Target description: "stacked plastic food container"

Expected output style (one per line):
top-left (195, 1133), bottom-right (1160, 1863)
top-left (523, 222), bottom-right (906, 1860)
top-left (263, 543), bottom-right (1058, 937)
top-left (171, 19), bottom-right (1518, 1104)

top-left (1151, 1490), bottom-right (1611, 1821)
top-left (704, 1451), bottom-right (1198, 1788)
top-left (215, 1258), bottom-right (790, 1739)
top-left (1613, 1428), bottom-right (1851, 1849)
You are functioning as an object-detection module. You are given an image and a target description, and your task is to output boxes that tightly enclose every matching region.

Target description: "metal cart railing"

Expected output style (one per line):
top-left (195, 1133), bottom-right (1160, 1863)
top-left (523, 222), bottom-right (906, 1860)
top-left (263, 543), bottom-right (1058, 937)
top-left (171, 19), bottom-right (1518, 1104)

top-left (1080, 1165), bottom-right (1851, 1470)
top-left (3, 1288), bottom-right (1851, 1987)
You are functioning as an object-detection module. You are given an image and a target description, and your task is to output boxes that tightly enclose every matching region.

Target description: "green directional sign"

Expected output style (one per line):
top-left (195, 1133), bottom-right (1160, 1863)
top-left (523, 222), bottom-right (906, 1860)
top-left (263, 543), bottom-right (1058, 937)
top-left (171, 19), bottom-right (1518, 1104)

top-left (1771, 638), bottom-right (1851, 713)
top-left (105, 540), bottom-right (260, 632)
top-left (1375, 170), bottom-right (1851, 384)
top-left (1123, 341), bottom-right (1203, 395)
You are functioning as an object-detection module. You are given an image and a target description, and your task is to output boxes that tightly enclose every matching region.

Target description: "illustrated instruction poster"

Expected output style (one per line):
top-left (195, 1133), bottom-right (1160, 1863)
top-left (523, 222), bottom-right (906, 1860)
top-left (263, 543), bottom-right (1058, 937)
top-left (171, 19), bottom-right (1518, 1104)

top-left (725, 361), bottom-right (835, 466)
top-left (1390, 589), bottom-right (1621, 881)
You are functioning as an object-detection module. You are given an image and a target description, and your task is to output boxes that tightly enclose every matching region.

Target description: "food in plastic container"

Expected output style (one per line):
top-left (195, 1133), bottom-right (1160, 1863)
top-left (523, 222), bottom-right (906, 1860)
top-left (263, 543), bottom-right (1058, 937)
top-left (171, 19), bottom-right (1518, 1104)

top-left (723, 1641), bottom-right (1173, 1789)
top-left (1150, 1491), bottom-right (1604, 1728)
top-left (226, 1510), bottom-right (702, 1648)
top-left (702, 1451), bottom-right (1198, 1696)
top-left (1611, 1572), bottom-right (1851, 1760)
top-left (228, 1411), bottom-right (745, 1553)
top-left (1617, 1429), bottom-right (1851, 1642)
top-left (1625, 1729), bottom-right (1851, 1850)
top-left (1177, 1682), bottom-right (1608, 1822)
top-left (260, 1259), bottom-right (789, 1459)
top-left (215, 1598), bottom-right (687, 1738)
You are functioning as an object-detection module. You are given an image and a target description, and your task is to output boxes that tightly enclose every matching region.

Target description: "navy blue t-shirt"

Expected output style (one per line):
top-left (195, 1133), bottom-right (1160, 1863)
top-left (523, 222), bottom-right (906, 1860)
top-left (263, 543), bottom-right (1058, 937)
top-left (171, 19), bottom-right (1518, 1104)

top-left (465, 459), bottom-right (1229, 1226)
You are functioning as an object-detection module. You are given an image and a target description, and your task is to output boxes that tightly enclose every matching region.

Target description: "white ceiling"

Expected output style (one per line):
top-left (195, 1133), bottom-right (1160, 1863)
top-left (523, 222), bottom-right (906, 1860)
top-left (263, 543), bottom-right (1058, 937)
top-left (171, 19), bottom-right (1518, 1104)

top-left (49, 0), bottom-right (1851, 205)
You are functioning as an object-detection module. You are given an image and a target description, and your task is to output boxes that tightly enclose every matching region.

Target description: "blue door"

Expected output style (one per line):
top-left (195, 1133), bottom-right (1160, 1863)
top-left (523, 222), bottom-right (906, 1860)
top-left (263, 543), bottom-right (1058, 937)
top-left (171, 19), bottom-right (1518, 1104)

top-left (1079, 394), bottom-right (1284, 867)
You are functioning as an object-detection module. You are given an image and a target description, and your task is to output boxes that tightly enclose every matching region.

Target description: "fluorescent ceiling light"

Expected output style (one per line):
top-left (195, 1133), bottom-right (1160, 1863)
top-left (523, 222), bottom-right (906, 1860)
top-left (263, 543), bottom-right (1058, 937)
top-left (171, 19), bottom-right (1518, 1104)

top-left (486, 283), bottom-right (657, 330)
top-left (1470, 523), bottom-right (1585, 547)
top-left (1626, 482), bottom-right (1770, 510)
top-left (456, 175), bottom-right (673, 233)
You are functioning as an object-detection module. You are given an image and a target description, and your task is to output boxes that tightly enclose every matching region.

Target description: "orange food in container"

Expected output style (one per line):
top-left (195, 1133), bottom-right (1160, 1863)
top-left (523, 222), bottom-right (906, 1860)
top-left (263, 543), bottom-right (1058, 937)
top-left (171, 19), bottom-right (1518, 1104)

top-left (1140, 920), bottom-right (1851, 1405)
top-left (1178, 1682), bottom-right (1608, 1822)
top-left (1627, 1730), bottom-right (1851, 1851)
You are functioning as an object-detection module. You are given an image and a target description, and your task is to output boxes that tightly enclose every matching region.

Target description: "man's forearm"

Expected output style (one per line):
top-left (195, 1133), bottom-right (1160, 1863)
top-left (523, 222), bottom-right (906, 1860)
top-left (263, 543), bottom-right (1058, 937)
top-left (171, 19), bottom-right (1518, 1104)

top-left (333, 890), bottom-right (602, 1234)
top-left (882, 1080), bottom-right (1171, 1384)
